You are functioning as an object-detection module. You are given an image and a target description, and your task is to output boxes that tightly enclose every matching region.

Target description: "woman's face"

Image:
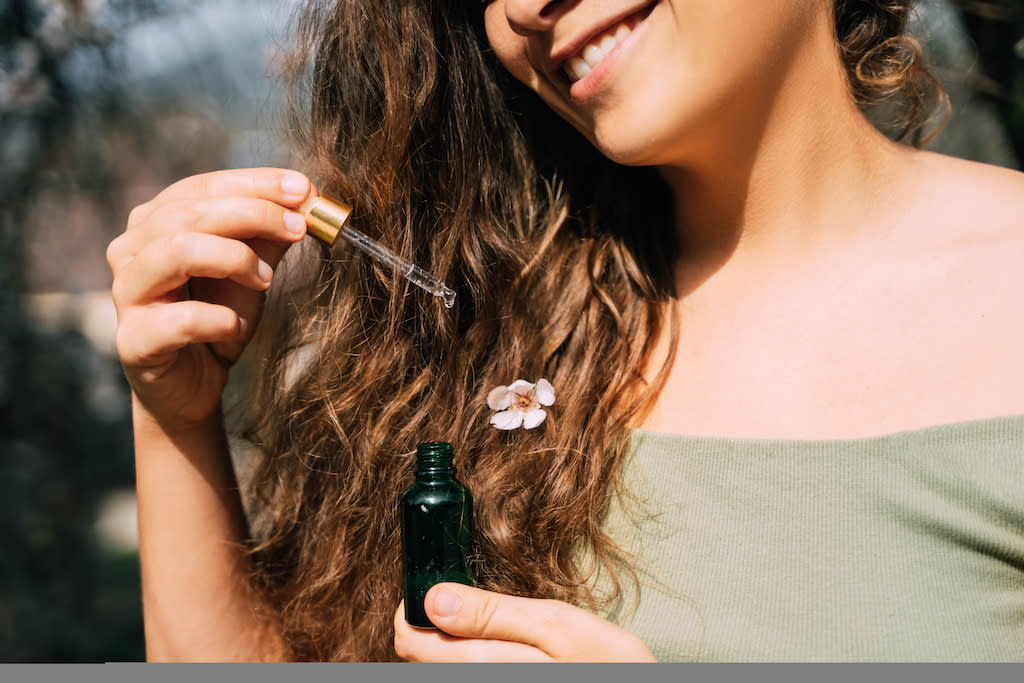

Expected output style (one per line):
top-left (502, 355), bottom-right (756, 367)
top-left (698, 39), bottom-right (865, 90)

top-left (483, 0), bottom-right (830, 167)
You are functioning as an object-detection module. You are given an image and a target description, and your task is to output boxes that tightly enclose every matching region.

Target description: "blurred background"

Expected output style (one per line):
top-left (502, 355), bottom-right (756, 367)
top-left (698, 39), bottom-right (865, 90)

top-left (0, 0), bottom-right (1021, 663)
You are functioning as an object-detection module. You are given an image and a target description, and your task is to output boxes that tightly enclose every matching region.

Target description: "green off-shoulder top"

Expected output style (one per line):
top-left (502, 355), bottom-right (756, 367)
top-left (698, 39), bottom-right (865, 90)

top-left (593, 415), bottom-right (1024, 661)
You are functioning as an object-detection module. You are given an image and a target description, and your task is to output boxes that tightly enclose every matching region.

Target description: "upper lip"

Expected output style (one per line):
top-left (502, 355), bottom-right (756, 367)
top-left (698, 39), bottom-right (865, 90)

top-left (545, 1), bottom-right (655, 77)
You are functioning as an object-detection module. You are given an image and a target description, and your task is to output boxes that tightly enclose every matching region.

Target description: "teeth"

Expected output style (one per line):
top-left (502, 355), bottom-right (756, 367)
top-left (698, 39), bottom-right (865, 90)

top-left (581, 44), bottom-right (605, 65)
top-left (563, 22), bottom-right (634, 83)
top-left (566, 57), bottom-right (591, 82)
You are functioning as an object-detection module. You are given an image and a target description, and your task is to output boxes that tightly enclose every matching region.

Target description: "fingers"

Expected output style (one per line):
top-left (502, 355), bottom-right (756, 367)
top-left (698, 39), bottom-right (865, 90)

top-left (115, 300), bottom-right (245, 370)
top-left (112, 232), bottom-right (272, 307)
top-left (392, 602), bottom-right (549, 663)
top-left (109, 196), bottom-right (306, 274)
top-left (127, 168), bottom-right (313, 227)
top-left (111, 167), bottom-right (316, 275)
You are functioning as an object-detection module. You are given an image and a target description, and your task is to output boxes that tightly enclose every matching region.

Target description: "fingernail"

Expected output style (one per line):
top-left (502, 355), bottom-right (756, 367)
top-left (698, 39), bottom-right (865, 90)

top-left (237, 316), bottom-right (249, 336)
top-left (432, 588), bottom-right (461, 618)
top-left (284, 211), bottom-right (306, 235)
top-left (257, 259), bottom-right (273, 283)
top-left (280, 173), bottom-right (309, 197)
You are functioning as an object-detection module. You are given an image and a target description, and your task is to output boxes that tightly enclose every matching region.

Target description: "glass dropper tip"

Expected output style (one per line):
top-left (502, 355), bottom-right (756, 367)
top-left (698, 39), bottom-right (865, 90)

top-left (438, 287), bottom-right (456, 309)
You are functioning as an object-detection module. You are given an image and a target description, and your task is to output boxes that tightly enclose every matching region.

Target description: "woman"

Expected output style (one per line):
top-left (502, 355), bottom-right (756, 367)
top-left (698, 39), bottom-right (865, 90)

top-left (106, 0), bottom-right (1024, 661)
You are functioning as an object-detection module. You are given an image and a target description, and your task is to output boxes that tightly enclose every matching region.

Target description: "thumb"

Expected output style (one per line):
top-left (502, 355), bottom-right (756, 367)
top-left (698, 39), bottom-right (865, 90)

top-left (424, 583), bottom-right (568, 650)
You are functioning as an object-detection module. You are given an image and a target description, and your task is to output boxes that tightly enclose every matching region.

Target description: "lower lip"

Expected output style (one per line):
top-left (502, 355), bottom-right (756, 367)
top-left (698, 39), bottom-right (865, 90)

top-left (568, 5), bottom-right (656, 103)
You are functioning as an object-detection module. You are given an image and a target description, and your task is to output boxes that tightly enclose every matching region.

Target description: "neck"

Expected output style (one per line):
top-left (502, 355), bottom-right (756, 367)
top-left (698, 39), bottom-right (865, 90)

top-left (657, 17), bottom-right (909, 297)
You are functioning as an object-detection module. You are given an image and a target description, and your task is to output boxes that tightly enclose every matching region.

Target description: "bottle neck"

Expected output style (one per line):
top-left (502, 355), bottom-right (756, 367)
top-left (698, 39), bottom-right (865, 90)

top-left (414, 441), bottom-right (457, 483)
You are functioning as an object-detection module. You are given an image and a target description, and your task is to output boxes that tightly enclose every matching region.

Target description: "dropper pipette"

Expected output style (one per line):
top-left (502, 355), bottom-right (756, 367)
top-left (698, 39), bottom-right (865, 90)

top-left (300, 193), bottom-right (456, 309)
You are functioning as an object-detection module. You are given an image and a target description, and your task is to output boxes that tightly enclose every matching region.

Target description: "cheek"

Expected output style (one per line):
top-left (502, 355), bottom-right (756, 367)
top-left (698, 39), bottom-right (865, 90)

top-left (484, 6), bottom-right (530, 83)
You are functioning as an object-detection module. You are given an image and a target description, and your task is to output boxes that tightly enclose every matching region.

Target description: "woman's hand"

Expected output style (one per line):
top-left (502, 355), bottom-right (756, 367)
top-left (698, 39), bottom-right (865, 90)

top-left (393, 583), bottom-right (656, 662)
top-left (107, 168), bottom-right (312, 428)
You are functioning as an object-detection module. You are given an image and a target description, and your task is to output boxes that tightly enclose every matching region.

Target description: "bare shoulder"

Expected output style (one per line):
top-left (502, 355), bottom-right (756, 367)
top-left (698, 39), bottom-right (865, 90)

top-left (897, 151), bottom-right (1024, 416)
top-left (886, 150), bottom-right (1024, 278)
top-left (890, 149), bottom-right (1024, 328)
top-left (911, 151), bottom-right (1024, 240)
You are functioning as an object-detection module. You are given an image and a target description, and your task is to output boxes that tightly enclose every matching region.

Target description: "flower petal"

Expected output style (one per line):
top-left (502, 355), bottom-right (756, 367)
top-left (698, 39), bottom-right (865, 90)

top-left (522, 408), bottom-right (547, 429)
top-left (490, 409), bottom-right (524, 430)
top-left (534, 378), bottom-right (555, 406)
top-left (507, 379), bottom-right (536, 396)
top-left (487, 385), bottom-right (513, 411)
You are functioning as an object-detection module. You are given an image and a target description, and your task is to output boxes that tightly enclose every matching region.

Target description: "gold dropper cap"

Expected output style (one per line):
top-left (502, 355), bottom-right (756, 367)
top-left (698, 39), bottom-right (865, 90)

top-left (300, 192), bottom-right (352, 246)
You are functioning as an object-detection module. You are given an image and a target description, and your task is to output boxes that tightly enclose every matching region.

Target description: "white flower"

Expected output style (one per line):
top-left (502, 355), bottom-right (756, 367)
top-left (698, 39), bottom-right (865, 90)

top-left (487, 379), bottom-right (555, 430)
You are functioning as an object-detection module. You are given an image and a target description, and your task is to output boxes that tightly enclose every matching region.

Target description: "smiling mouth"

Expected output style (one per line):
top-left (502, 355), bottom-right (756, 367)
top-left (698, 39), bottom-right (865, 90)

top-left (562, 5), bottom-right (655, 84)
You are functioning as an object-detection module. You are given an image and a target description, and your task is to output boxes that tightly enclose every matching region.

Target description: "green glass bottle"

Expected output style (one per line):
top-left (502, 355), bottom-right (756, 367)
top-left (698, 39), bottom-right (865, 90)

top-left (401, 441), bottom-right (475, 628)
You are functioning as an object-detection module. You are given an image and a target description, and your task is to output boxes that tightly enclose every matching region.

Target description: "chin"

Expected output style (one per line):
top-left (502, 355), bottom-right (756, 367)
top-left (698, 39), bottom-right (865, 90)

top-left (588, 96), bottom-right (717, 169)
top-left (591, 126), bottom-right (677, 168)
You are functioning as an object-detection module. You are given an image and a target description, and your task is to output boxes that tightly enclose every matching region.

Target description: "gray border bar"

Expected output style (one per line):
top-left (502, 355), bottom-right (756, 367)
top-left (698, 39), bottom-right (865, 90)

top-left (2, 663), bottom-right (1024, 683)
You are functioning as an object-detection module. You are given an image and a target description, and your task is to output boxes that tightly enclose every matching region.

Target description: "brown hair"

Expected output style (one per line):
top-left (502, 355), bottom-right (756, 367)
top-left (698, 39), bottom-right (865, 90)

top-left (835, 0), bottom-right (949, 142)
top-left (240, 0), bottom-right (943, 660)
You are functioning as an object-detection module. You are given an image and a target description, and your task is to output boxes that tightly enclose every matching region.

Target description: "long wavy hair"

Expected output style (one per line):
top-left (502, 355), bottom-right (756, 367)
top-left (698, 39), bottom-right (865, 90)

top-left (239, 0), bottom-right (944, 661)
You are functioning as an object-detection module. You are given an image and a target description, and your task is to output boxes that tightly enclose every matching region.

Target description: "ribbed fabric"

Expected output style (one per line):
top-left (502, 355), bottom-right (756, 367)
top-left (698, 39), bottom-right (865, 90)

top-left (593, 415), bottom-right (1024, 661)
